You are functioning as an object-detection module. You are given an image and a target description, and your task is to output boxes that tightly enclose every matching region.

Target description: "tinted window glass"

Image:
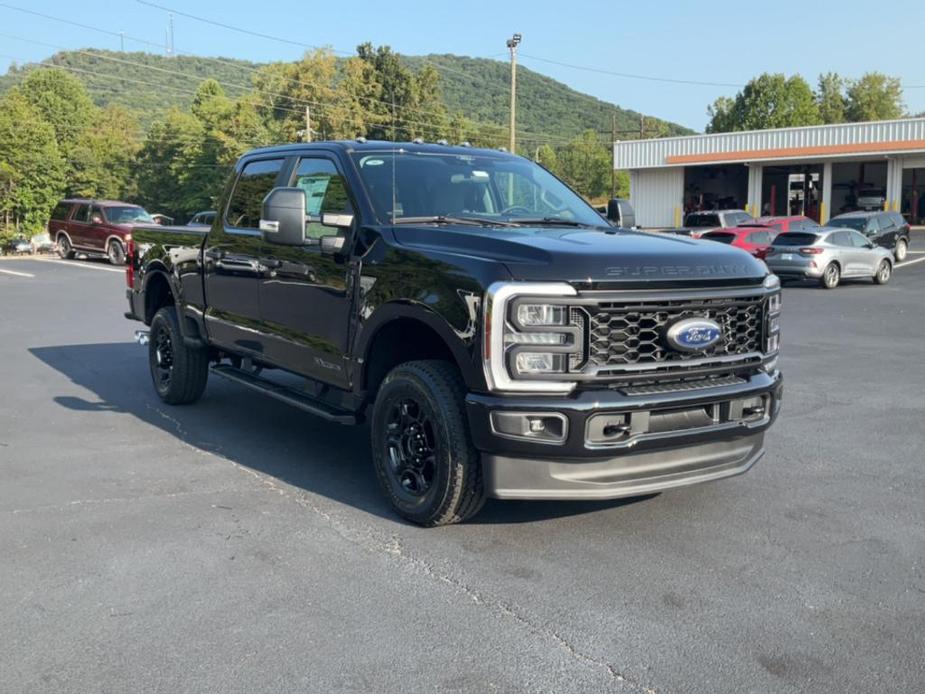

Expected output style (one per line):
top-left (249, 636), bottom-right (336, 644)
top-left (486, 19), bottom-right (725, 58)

top-left (685, 213), bottom-right (720, 228)
top-left (849, 231), bottom-right (871, 248)
top-left (877, 213), bottom-right (894, 230)
top-left (773, 232), bottom-right (820, 246)
top-left (831, 216), bottom-right (866, 232)
top-left (72, 204), bottom-right (90, 223)
top-left (225, 158), bottom-right (285, 229)
top-left (51, 202), bottom-right (72, 221)
top-left (89, 205), bottom-right (104, 222)
top-left (866, 216), bottom-right (880, 233)
top-left (704, 232), bottom-right (735, 244)
top-left (292, 158), bottom-right (354, 241)
top-left (890, 212), bottom-right (905, 227)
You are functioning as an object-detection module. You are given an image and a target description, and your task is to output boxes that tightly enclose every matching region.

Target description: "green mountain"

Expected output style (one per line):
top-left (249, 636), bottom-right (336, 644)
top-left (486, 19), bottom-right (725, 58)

top-left (0, 49), bottom-right (693, 139)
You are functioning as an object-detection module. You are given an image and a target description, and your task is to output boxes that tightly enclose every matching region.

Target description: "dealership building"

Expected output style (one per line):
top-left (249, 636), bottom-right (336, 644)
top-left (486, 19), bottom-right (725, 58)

top-left (614, 117), bottom-right (925, 228)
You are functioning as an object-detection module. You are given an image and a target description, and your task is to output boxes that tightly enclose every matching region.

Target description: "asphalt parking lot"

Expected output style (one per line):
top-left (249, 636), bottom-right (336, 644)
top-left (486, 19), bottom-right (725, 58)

top-left (2, 243), bottom-right (924, 694)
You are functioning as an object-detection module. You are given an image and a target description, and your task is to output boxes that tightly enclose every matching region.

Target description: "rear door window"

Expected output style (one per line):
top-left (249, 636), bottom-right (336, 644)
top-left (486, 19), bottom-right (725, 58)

top-left (225, 158), bottom-right (285, 230)
top-left (865, 216), bottom-right (881, 234)
top-left (72, 204), bottom-right (90, 223)
top-left (831, 231), bottom-right (853, 247)
top-left (685, 213), bottom-right (720, 228)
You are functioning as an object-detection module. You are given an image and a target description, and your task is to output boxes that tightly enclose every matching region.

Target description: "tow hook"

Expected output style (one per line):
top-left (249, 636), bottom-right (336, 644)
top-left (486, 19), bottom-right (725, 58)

top-left (134, 330), bottom-right (150, 346)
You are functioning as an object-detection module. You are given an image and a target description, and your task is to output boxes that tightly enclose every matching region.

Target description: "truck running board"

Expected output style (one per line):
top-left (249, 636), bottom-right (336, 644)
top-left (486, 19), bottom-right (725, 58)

top-left (210, 364), bottom-right (356, 424)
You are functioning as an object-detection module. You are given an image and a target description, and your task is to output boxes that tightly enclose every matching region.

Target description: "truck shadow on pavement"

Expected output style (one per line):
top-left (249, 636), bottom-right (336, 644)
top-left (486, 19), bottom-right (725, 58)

top-left (30, 342), bottom-right (651, 526)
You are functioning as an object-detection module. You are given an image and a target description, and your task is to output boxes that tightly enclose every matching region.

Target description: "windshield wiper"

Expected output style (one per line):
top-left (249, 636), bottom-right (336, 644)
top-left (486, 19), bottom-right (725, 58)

top-left (506, 217), bottom-right (602, 228)
top-left (391, 215), bottom-right (517, 227)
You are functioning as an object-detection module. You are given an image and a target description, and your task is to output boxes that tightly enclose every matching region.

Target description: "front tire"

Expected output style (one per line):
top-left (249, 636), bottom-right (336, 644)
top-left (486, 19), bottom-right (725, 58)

top-left (57, 235), bottom-right (75, 259)
top-left (370, 360), bottom-right (485, 526)
top-left (874, 259), bottom-right (892, 285)
top-left (894, 238), bottom-right (908, 263)
top-left (148, 306), bottom-right (209, 405)
top-left (821, 262), bottom-right (840, 289)
top-left (107, 239), bottom-right (126, 265)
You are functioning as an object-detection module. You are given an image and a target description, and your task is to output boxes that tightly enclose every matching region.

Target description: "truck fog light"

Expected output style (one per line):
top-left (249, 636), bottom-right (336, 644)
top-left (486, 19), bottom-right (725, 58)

top-left (514, 352), bottom-right (566, 374)
top-left (490, 411), bottom-right (568, 443)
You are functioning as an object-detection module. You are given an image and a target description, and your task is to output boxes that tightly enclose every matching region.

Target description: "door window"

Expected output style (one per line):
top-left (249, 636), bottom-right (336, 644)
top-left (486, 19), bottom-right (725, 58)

top-left (225, 158), bottom-right (285, 230)
top-left (831, 231), bottom-right (854, 247)
top-left (72, 204), bottom-right (90, 223)
top-left (291, 158), bottom-right (354, 241)
top-left (865, 216), bottom-right (881, 234)
top-left (849, 231), bottom-right (871, 248)
top-left (51, 202), bottom-right (72, 221)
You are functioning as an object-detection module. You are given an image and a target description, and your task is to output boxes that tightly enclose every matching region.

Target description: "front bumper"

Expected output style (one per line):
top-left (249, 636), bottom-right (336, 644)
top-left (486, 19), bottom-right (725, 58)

top-left (465, 370), bottom-right (782, 500)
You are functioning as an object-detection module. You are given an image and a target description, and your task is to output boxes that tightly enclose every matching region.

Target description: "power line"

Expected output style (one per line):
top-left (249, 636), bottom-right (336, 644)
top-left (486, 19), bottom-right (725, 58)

top-left (518, 53), bottom-right (745, 88)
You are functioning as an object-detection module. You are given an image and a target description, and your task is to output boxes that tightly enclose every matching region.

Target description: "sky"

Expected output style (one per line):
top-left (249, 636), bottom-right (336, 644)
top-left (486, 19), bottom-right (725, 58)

top-left (1, 0), bottom-right (923, 132)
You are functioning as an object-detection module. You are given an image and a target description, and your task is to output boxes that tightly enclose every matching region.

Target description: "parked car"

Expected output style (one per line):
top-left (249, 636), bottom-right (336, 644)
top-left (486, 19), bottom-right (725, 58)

top-left (30, 231), bottom-right (55, 254)
top-left (764, 228), bottom-right (893, 288)
top-left (187, 210), bottom-right (217, 227)
top-left (753, 215), bottom-right (819, 233)
top-left (828, 211), bottom-right (910, 262)
top-left (855, 187), bottom-right (886, 211)
top-left (125, 140), bottom-right (783, 526)
top-left (3, 234), bottom-right (31, 255)
top-left (702, 227), bottom-right (776, 257)
top-left (675, 209), bottom-right (754, 238)
top-left (48, 199), bottom-right (154, 265)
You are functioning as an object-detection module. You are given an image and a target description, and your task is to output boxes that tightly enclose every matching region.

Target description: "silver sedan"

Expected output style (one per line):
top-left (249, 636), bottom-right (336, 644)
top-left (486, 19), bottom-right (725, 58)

top-left (764, 228), bottom-right (894, 289)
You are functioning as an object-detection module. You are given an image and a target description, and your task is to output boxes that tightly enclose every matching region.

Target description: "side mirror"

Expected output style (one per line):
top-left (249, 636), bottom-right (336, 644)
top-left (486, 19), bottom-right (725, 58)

top-left (606, 198), bottom-right (636, 228)
top-left (260, 187), bottom-right (306, 245)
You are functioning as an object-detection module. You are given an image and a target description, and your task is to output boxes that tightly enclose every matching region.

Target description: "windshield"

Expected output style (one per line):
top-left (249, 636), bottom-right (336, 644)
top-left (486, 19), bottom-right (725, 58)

top-left (684, 213), bottom-right (720, 228)
top-left (350, 150), bottom-right (606, 228)
top-left (105, 206), bottom-right (153, 223)
top-left (830, 217), bottom-right (866, 232)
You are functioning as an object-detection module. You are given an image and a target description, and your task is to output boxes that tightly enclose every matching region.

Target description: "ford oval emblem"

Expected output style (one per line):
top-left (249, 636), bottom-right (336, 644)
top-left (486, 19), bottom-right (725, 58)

top-left (666, 318), bottom-right (722, 352)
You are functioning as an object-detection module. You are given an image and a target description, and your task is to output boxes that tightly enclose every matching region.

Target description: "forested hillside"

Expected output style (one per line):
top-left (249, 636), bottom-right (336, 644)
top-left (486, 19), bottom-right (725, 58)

top-left (0, 49), bottom-right (691, 138)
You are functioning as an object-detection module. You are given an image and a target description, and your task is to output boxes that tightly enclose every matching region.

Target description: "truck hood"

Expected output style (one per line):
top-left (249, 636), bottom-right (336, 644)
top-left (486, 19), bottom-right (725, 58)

top-left (391, 225), bottom-right (768, 284)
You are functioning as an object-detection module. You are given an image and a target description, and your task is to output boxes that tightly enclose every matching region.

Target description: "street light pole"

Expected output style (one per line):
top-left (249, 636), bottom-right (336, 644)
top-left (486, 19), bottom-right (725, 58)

top-left (506, 33), bottom-right (521, 154)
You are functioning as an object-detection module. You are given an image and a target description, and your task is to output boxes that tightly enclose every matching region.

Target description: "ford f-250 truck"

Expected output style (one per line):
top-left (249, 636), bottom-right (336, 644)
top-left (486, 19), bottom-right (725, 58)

top-left (125, 140), bottom-right (782, 526)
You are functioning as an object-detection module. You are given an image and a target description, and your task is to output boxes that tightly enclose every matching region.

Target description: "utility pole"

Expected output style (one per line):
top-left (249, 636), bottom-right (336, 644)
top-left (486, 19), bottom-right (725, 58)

top-left (506, 33), bottom-right (522, 154)
top-left (166, 13), bottom-right (174, 57)
top-left (304, 106), bottom-right (312, 142)
top-left (639, 113), bottom-right (645, 139)
top-left (119, 31), bottom-right (125, 52)
top-left (611, 113), bottom-right (617, 198)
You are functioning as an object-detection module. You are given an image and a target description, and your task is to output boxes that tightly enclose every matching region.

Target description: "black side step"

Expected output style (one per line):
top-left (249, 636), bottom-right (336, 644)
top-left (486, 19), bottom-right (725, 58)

top-left (211, 364), bottom-right (356, 424)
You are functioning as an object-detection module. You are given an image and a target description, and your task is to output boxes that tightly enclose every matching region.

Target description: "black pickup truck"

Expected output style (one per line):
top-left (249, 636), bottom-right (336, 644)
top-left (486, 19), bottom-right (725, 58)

top-left (125, 140), bottom-right (782, 526)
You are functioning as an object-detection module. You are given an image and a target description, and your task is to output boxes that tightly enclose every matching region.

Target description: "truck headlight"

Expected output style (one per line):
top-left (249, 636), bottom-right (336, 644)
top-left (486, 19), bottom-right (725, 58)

top-left (765, 278), bottom-right (782, 356)
top-left (483, 283), bottom-right (584, 393)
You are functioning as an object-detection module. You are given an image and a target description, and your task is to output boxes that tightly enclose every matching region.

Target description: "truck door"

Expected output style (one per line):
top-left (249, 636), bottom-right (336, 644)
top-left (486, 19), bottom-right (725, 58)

top-left (257, 155), bottom-right (355, 388)
top-left (68, 203), bottom-right (91, 248)
top-left (203, 157), bottom-right (285, 355)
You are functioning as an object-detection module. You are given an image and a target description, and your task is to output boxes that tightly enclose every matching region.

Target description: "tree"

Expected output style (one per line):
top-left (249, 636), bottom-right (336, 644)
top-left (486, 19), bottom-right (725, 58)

top-left (817, 72), bottom-right (846, 124)
top-left (845, 72), bottom-right (904, 122)
top-left (69, 105), bottom-right (142, 199)
top-left (706, 73), bottom-right (822, 133)
top-left (18, 69), bottom-right (95, 168)
top-left (0, 89), bottom-right (66, 231)
top-left (555, 130), bottom-right (611, 200)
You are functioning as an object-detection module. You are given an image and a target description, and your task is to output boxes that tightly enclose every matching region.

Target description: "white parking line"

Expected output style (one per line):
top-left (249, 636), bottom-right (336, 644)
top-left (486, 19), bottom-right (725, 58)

top-left (35, 259), bottom-right (125, 273)
top-left (895, 257), bottom-right (925, 269)
top-left (0, 268), bottom-right (35, 278)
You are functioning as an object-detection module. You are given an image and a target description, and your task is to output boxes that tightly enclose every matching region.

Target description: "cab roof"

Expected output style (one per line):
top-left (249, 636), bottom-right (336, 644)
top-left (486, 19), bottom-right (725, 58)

top-left (241, 139), bottom-right (514, 160)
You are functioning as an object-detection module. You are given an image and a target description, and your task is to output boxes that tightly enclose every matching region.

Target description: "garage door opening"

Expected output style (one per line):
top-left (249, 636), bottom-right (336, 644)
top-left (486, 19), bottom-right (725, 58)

top-left (831, 161), bottom-right (887, 215)
top-left (761, 165), bottom-right (823, 220)
top-left (902, 168), bottom-right (925, 224)
top-left (683, 165), bottom-right (748, 215)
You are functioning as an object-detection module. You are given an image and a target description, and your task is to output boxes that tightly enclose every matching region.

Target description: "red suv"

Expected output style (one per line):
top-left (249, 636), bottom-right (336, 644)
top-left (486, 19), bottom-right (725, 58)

top-left (48, 199), bottom-right (154, 265)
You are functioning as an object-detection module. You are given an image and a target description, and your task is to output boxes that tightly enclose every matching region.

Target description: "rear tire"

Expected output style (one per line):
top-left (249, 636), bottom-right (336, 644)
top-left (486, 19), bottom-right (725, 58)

top-left (370, 360), bottom-right (485, 527)
top-left (107, 239), bottom-right (126, 265)
top-left (874, 259), bottom-right (892, 285)
top-left (57, 235), bottom-right (75, 259)
top-left (148, 306), bottom-right (209, 405)
top-left (821, 262), bottom-right (840, 289)
top-left (894, 238), bottom-right (908, 263)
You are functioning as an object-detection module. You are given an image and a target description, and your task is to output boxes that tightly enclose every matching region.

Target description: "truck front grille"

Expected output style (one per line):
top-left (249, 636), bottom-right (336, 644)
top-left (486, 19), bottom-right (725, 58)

top-left (572, 294), bottom-right (767, 380)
